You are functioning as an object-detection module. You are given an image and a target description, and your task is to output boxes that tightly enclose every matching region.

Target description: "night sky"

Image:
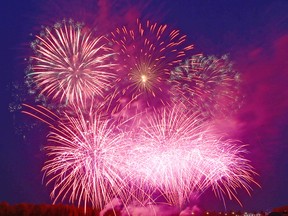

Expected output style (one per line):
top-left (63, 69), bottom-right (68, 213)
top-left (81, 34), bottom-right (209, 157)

top-left (1, 0), bottom-right (288, 213)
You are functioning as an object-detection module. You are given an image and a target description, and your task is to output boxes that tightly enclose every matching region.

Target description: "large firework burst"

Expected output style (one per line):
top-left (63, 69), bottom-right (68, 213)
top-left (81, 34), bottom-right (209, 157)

top-left (41, 107), bottom-right (132, 211)
top-left (106, 19), bottom-right (194, 114)
top-left (28, 20), bottom-right (116, 107)
top-left (128, 104), bottom-right (258, 207)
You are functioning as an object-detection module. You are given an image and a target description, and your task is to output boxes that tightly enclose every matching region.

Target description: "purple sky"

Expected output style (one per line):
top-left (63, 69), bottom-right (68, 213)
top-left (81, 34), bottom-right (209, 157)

top-left (1, 0), bottom-right (288, 213)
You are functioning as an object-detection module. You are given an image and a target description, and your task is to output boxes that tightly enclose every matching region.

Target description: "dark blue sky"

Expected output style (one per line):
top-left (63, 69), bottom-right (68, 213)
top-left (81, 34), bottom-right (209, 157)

top-left (1, 0), bottom-right (288, 213)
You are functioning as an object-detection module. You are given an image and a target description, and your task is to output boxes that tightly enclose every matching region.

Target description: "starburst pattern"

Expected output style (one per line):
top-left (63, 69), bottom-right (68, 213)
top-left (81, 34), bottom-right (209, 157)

top-left (106, 19), bottom-right (193, 113)
top-left (29, 20), bottom-right (115, 107)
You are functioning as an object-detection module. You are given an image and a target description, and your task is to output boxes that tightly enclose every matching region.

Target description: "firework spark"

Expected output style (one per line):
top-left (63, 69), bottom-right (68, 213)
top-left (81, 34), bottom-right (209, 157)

top-left (28, 20), bottom-right (115, 107)
top-left (171, 54), bottom-right (242, 117)
top-left (106, 19), bottom-right (194, 114)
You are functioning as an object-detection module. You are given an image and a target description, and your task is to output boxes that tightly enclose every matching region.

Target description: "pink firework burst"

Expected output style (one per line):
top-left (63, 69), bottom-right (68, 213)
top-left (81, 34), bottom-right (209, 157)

top-left (21, 102), bottom-right (258, 210)
top-left (41, 107), bottom-right (133, 211)
top-left (128, 104), bottom-right (258, 207)
top-left (106, 19), bottom-right (194, 115)
top-left (29, 19), bottom-right (116, 107)
top-left (171, 54), bottom-right (242, 118)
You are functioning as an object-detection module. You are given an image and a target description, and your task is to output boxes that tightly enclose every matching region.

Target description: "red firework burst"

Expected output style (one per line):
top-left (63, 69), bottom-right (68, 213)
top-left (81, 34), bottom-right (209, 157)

top-left (106, 19), bottom-right (194, 115)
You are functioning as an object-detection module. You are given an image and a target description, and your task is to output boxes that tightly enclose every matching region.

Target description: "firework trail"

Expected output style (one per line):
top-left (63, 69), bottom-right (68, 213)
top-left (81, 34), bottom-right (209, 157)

top-left (127, 104), bottom-right (258, 207)
top-left (171, 54), bottom-right (242, 118)
top-left (28, 19), bottom-right (116, 108)
top-left (106, 19), bottom-right (194, 115)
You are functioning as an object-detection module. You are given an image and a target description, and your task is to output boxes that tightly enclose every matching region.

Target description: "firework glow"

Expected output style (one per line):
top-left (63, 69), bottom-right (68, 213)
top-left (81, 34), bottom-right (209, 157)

top-left (22, 17), bottom-right (259, 213)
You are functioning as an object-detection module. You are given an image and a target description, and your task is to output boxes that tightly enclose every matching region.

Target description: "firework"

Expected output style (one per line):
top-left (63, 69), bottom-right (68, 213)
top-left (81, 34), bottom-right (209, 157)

top-left (28, 19), bottom-right (115, 107)
top-left (40, 107), bottom-right (134, 211)
top-left (106, 19), bottom-right (193, 114)
top-left (128, 104), bottom-right (258, 207)
top-left (22, 15), bottom-right (259, 211)
top-left (170, 54), bottom-right (242, 117)
top-left (22, 102), bottom-right (258, 209)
